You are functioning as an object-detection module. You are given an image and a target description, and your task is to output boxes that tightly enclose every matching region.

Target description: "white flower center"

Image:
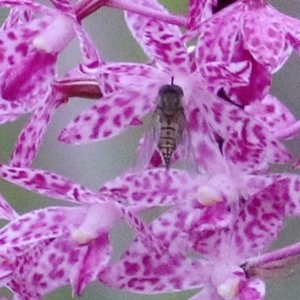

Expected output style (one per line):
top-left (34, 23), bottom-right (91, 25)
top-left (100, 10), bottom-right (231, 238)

top-left (197, 185), bottom-right (221, 206)
top-left (217, 278), bottom-right (239, 300)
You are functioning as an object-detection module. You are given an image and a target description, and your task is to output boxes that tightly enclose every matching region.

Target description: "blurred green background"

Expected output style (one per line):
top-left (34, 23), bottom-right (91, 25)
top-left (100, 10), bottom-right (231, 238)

top-left (1, 0), bottom-right (300, 299)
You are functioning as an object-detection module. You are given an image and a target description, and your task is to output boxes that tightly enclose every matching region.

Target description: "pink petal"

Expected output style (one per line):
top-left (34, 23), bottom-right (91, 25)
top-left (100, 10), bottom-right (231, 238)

top-left (238, 279), bottom-right (265, 300)
top-left (124, 0), bottom-right (182, 65)
top-left (70, 233), bottom-right (111, 296)
top-left (200, 95), bottom-right (291, 171)
top-left (0, 191), bottom-right (19, 221)
top-left (73, 21), bottom-right (103, 69)
top-left (0, 0), bottom-right (50, 12)
top-left (0, 206), bottom-right (86, 254)
top-left (244, 94), bottom-right (296, 136)
top-left (1, 51), bottom-right (56, 107)
top-left (233, 183), bottom-right (285, 258)
top-left (186, 90), bottom-right (228, 175)
top-left (141, 19), bottom-right (189, 75)
top-left (187, 0), bottom-right (205, 33)
top-left (1, 7), bottom-right (33, 30)
top-left (0, 14), bottom-right (53, 71)
top-left (227, 60), bottom-right (271, 105)
top-left (199, 61), bottom-right (251, 91)
top-left (0, 100), bottom-right (25, 123)
top-left (241, 5), bottom-right (290, 72)
top-left (223, 120), bottom-right (291, 173)
top-left (196, 2), bottom-right (244, 65)
top-left (47, 0), bottom-right (75, 16)
top-left (281, 174), bottom-right (300, 217)
top-left (238, 174), bottom-right (275, 199)
top-left (152, 201), bottom-right (231, 256)
top-left (97, 63), bottom-right (166, 95)
top-left (0, 163), bottom-right (104, 204)
top-left (184, 0), bottom-right (214, 42)
top-left (59, 88), bottom-right (155, 144)
top-left (284, 13), bottom-right (300, 54)
top-left (7, 235), bottom-right (84, 298)
top-left (10, 91), bottom-right (65, 168)
top-left (100, 169), bottom-right (196, 207)
top-left (100, 235), bottom-right (209, 293)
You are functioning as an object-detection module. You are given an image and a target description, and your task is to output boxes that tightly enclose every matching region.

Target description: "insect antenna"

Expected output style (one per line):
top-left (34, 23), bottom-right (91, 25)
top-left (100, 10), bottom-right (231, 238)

top-left (171, 76), bottom-right (175, 85)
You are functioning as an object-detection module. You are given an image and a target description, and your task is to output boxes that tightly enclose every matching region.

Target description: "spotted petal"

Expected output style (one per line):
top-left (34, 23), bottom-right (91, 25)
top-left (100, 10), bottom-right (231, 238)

top-left (100, 168), bottom-right (197, 207)
top-left (10, 91), bottom-right (65, 168)
top-left (238, 279), bottom-right (265, 300)
top-left (100, 234), bottom-right (210, 293)
top-left (70, 233), bottom-right (112, 296)
top-left (199, 60), bottom-right (251, 91)
top-left (0, 13), bottom-right (53, 71)
top-left (0, 206), bottom-right (86, 255)
top-left (223, 120), bottom-right (291, 173)
top-left (196, 2), bottom-right (244, 65)
top-left (280, 174), bottom-right (300, 217)
top-left (59, 88), bottom-right (156, 144)
top-left (184, 0), bottom-right (213, 42)
top-left (244, 94), bottom-right (296, 136)
top-left (241, 5), bottom-right (291, 72)
top-left (142, 19), bottom-right (189, 75)
top-left (199, 94), bottom-right (291, 171)
top-left (1, 7), bottom-right (32, 30)
top-left (0, 163), bottom-right (105, 204)
top-left (187, 99), bottom-right (227, 175)
top-left (96, 63), bottom-right (167, 95)
top-left (124, 0), bottom-right (182, 68)
top-left (284, 13), bottom-right (300, 54)
top-left (227, 60), bottom-right (271, 105)
top-left (232, 183), bottom-right (285, 258)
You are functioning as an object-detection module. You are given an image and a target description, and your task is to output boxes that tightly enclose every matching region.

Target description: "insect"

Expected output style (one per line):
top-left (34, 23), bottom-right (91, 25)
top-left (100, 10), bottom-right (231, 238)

top-left (135, 81), bottom-right (196, 171)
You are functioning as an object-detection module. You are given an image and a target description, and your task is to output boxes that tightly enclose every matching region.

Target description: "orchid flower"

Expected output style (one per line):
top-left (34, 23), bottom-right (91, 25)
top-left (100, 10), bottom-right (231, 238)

top-left (0, 204), bottom-right (118, 299)
top-left (98, 166), bottom-right (300, 298)
top-left (58, 0), bottom-right (290, 178)
top-left (0, 0), bottom-right (72, 121)
top-left (196, 0), bottom-right (300, 105)
top-left (0, 1), bottom-right (299, 299)
top-left (0, 162), bottom-right (165, 298)
top-left (2, 0), bottom-right (189, 168)
top-left (99, 169), bottom-right (300, 300)
top-left (0, 0), bottom-right (105, 168)
top-left (0, 2), bottom-right (70, 167)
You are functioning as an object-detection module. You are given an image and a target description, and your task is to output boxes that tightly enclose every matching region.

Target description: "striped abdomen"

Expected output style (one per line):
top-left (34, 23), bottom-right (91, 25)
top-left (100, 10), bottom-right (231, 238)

top-left (158, 121), bottom-right (179, 169)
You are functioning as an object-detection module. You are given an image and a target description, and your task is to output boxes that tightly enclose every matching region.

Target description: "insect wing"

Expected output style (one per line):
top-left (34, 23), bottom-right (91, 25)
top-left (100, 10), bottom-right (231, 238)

top-left (133, 111), bottom-right (161, 171)
top-left (173, 110), bottom-right (199, 175)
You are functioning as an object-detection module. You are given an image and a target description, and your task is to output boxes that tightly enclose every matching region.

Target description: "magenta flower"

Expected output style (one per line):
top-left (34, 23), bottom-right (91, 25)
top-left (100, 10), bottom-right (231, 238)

top-left (98, 166), bottom-right (300, 299)
top-left (0, 162), bottom-right (161, 298)
top-left (0, 0), bottom-right (104, 168)
top-left (98, 169), bottom-right (296, 299)
top-left (0, 205), bottom-right (115, 299)
top-left (0, 1), bottom-right (299, 299)
top-left (196, 0), bottom-right (300, 104)
top-left (57, 0), bottom-right (290, 177)
top-left (56, 0), bottom-right (252, 144)
top-left (0, 1), bottom-right (70, 120)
